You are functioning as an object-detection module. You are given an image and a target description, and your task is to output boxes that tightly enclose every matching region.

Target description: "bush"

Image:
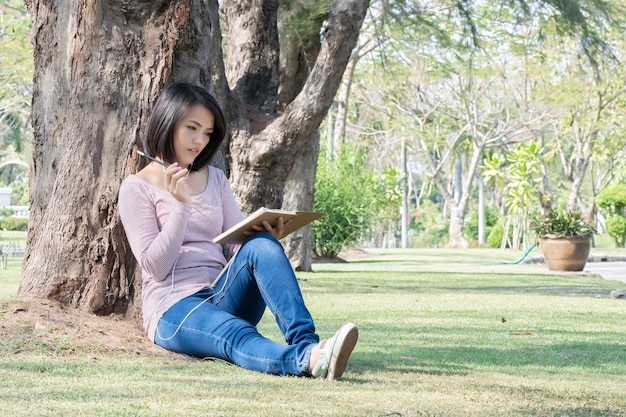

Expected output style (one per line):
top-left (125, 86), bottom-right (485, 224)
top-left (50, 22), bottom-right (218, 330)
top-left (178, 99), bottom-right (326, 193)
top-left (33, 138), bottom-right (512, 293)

top-left (408, 200), bottom-right (448, 248)
top-left (312, 145), bottom-right (378, 258)
top-left (487, 223), bottom-right (504, 248)
top-left (596, 183), bottom-right (626, 248)
top-left (596, 183), bottom-right (626, 216)
top-left (464, 207), bottom-right (498, 242)
top-left (0, 207), bottom-right (14, 219)
top-left (605, 215), bottom-right (626, 248)
top-left (529, 208), bottom-right (596, 238)
top-left (1, 216), bottom-right (28, 231)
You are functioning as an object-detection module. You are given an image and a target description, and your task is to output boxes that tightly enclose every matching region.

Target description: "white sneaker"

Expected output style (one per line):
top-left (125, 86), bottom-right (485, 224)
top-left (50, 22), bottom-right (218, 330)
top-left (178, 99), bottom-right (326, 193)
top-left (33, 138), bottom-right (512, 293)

top-left (311, 323), bottom-right (358, 380)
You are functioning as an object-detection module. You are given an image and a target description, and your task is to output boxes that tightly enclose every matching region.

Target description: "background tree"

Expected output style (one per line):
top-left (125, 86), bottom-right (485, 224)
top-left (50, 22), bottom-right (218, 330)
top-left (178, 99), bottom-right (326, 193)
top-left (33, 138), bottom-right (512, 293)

top-left (596, 183), bottom-right (626, 248)
top-left (18, 0), bottom-right (368, 317)
top-left (535, 34), bottom-right (626, 215)
top-left (0, 1), bottom-right (32, 199)
top-left (277, 0), bottom-right (328, 271)
top-left (482, 141), bottom-right (547, 250)
top-left (14, 0), bottom-right (626, 320)
top-left (339, 0), bottom-right (624, 249)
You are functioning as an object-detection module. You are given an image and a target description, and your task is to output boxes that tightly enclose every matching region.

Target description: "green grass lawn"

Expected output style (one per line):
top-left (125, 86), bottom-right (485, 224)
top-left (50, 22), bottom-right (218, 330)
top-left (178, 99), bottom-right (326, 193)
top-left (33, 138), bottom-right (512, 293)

top-left (0, 229), bottom-right (27, 247)
top-left (1, 246), bottom-right (625, 416)
top-left (1, 230), bottom-right (26, 297)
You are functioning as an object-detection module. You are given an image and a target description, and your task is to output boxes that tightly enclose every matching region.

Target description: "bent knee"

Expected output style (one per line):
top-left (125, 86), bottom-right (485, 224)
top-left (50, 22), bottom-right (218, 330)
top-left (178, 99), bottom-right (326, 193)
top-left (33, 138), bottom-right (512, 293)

top-left (242, 232), bottom-right (283, 254)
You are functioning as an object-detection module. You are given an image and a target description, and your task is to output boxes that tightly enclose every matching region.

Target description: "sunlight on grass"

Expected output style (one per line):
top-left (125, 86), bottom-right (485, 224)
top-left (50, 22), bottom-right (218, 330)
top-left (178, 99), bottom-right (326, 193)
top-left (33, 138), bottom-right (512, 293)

top-left (2, 247), bottom-right (625, 416)
top-left (0, 256), bottom-right (22, 297)
top-left (1, 230), bottom-right (26, 298)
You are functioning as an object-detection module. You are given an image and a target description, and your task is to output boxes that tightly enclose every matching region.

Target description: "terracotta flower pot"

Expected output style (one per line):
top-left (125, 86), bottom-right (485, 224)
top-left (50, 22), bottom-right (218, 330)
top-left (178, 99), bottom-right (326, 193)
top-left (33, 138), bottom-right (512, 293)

top-left (539, 236), bottom-right (591, 271)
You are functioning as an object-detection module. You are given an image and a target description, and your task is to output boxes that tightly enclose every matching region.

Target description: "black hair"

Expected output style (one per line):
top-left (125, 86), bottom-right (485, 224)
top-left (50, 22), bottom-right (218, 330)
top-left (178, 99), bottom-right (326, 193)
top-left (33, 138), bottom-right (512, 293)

top-left (144, 83), bottom-right (226, 171)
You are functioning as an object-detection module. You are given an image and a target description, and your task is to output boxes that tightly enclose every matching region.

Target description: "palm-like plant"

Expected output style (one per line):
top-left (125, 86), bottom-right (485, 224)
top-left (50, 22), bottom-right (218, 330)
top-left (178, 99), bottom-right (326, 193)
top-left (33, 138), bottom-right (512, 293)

top-left (530, 208), bottom-right (597, 238)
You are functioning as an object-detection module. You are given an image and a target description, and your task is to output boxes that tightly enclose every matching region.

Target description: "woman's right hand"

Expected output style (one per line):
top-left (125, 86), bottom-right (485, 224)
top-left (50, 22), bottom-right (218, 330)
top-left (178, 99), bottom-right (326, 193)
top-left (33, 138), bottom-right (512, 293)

top-left (164, 163), bottom-right (191, 203)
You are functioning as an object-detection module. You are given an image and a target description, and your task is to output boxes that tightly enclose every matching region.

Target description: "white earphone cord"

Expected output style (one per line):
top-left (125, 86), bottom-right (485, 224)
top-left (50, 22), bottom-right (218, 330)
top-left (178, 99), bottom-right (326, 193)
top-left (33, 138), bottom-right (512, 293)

top-left (155, 254), bottom-right (233, 341)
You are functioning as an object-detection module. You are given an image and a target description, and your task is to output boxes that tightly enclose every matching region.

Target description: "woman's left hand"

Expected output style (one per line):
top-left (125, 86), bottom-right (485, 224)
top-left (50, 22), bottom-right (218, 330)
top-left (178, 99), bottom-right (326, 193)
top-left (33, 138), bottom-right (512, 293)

top-left (248, 216), bottom-right (285, 240)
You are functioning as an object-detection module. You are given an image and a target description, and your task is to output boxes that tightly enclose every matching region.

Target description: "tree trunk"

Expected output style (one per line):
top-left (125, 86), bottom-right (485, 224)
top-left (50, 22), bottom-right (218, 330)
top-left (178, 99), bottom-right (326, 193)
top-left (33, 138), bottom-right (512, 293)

top-left (225, 0), bottom-right (368, 214)
top-left (20, 0), bottom-right (220, 316)
top-left (445, 146), bottom-right (484, 248)
top-left (275, 2), bottom-right (325, 271)
top-left (221, 0), bottom-right (368, 269)
top-left (447, 206), bottom-right (470, 248)
top-left (282, 131), bottom-right (320, 271)
top-left (401, 140), bottom-right (408, 248)
top-left (453, 156), bottom-right (463, 204)
top-left (567, 128), bottom-right (597, 211)
top-left (477, 174), bottom-right (485, 245)
top-left (333, 55), bottom-right (358, 145)
top-left (20, 0), bottom-right (368, 316)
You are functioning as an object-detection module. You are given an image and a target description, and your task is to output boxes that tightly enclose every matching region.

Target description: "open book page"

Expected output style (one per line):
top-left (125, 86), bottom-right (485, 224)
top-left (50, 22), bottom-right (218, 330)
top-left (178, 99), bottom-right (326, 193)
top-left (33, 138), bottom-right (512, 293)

top-left (213, 207), bottom-right (324, 244)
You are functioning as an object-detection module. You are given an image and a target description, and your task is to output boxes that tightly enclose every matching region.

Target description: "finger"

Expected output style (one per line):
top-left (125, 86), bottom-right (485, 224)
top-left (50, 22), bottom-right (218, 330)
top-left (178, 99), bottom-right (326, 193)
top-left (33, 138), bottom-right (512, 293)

top-left (273, 217), bottom-right (285, 234)
top-left (164, 163), bottom-right (182, 184)
top-left (170, 168), bottom-right (189, 181)
top-left (167, 166), bottom-right (189, 181)
top-left (261, 220), bottom-right (273, 232)
top-left (167, 167), bottom-right (191, 203)
top-left (269, 217), bottom-right (285, 240)
top-left (163, 162), bottom-right (181, 176)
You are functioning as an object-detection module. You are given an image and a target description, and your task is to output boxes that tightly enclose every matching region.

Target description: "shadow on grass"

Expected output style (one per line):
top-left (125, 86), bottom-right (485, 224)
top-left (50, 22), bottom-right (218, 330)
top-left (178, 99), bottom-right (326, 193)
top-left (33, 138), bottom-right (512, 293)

top-left (435, 284), bottom-right (613, 297)
top-left (303, 281), bottom-right (613, 299)
top-left (301, 270), bottom-right (616, 298)
top-left (356, 340), bottom-right (626, 378)
top-left (522, 406), bottom-right (623, 417)
top-left (356, 321), bottom-right (626, 375)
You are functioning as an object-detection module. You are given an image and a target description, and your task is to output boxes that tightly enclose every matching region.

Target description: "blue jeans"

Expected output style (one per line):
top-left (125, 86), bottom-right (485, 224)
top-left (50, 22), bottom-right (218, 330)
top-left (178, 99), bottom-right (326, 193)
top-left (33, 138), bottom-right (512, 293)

top-left (154, 232), bottom-right (320, 376)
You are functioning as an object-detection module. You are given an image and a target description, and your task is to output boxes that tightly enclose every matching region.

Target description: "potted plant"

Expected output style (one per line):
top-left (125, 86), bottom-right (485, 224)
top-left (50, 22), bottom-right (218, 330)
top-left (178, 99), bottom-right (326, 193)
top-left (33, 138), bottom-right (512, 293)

top-left (530, 208), bottom-right (597, 271)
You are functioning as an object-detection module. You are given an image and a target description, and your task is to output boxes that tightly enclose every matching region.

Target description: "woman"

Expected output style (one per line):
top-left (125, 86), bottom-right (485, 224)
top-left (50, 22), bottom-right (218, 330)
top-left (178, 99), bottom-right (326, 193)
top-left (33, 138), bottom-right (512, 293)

top-left (118, 83), bottom-right (358, 379)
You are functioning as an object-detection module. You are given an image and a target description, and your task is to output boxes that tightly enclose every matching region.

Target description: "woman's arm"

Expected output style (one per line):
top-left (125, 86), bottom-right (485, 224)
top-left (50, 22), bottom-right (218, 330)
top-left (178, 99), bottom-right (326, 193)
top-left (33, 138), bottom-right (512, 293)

top-left (119, 178), bottom-right (191, 281)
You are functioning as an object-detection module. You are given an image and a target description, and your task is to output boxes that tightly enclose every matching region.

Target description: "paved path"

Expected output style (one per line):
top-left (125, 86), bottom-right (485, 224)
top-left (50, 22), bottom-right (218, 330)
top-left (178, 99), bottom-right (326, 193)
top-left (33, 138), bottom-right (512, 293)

top-left (583, 261), bottom-right (626, 284)
top-left (523, 254), bottom-right (626, 284)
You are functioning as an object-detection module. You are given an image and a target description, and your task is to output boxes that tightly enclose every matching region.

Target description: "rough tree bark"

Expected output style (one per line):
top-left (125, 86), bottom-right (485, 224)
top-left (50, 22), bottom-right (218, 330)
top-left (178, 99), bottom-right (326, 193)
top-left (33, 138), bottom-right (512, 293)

top-left (19, 0), bottom-right (221, 317)
top-left (222, 0), bottom-right (368, 269)
top-left (19, 0), bottom-right (368, 316)
top-left (281, 131), bottom-right (320, 271)
top-left (277, 1), bottom-right (325, 271)
top-left (224, 0), bottom-right (368, 212)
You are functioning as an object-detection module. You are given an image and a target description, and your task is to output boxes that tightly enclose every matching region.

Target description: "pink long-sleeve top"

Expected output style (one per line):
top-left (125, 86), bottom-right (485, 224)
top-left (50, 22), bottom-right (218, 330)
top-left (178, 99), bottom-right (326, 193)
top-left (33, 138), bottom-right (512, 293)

top-left (118, 166), bottom-right (244, 341)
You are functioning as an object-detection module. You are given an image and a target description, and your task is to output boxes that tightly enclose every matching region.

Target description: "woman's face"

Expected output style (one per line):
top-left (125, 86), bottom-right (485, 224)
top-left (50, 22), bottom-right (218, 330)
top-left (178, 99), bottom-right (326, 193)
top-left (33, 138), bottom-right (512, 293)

top-left (173, 104), bottom-right (215, 168)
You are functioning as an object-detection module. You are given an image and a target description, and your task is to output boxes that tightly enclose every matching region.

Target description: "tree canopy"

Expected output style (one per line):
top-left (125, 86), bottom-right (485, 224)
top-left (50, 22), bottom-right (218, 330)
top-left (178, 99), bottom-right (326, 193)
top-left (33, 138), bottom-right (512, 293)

top-left (4, 0), bottom-right (626, 316)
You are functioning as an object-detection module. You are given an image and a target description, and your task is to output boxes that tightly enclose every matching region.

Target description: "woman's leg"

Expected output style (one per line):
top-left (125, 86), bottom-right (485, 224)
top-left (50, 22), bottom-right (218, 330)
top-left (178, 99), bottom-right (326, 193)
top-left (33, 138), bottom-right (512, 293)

top-left (212, 232), bottom-right (319, 347)
top-left (154, 289), bottom-right (313, 376)
top-left (155, 232), bottom-right (358, 378)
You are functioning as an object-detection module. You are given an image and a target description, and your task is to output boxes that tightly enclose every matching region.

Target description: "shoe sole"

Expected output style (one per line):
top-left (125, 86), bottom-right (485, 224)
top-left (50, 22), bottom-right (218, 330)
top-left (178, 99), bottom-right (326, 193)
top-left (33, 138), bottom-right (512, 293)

top-left (326, 323), bottom-right (358, 381)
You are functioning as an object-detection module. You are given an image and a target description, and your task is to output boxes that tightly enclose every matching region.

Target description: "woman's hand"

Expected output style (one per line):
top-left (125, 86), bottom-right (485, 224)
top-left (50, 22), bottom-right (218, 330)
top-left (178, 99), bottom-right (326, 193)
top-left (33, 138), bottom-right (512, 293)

top-left (164, 163), bottom-right (191, 203)
top-left (248, 216), bottom-right (285, 240)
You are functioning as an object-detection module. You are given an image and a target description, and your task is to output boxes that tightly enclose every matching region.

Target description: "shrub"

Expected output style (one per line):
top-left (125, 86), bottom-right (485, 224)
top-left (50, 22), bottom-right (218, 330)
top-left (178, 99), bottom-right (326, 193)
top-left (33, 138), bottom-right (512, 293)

top-left (312, 145), bottom-right (378, 258)
top-left (409, 200), bottom-right (448, 248)
top-left (529, 208), bottom-right (596, 238)
top-left (11, 181), bottom-right (29, 206)
top-left (487, 223), bottom-right (504, 248)
top-left (1, 216), bottom-right (28, 231)
top-left (596, 183), bottom-right (626, 248)
top-left (464, 206), bottom-right (498, 242)
top-left (596, 183), bottom-right (626, 216)
top-left (0, 207), bottom-right (14, 219)
top-left (605, 215), bottom-right (626, 248)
